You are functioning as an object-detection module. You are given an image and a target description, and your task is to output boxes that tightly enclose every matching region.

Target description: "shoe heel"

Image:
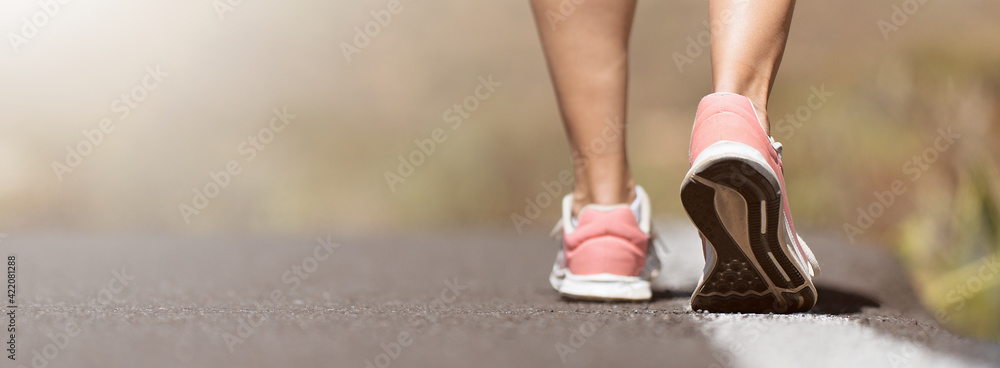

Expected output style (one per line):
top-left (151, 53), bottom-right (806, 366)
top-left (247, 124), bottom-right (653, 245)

top-left (567, 236), bottom-right (645, 277)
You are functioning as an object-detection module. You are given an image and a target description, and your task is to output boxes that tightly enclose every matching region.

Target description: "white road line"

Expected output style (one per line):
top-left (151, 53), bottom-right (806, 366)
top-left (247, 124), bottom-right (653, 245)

top-left (653, 220), bottom-right (994, 368)
top-left (695, 313), bottom-right (990, 368)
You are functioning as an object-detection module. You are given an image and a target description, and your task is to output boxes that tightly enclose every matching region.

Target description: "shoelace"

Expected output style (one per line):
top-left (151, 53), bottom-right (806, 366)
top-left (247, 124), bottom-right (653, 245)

top-left (797, 234), bottom-right (822, 276)
top-left (770, 137), bottom-right (822, 277)
top-left (771, 138), bottom-right (783, 158)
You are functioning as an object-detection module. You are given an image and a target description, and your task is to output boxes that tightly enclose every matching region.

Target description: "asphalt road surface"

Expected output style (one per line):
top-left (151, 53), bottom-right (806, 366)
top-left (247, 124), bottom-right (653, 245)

top-left (4, 221), bottom-right (1000, 368)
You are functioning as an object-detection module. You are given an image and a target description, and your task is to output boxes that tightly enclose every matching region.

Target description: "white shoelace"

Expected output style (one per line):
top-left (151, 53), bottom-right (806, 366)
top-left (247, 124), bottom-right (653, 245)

top-left (771, 137), bottom-right (822, 277)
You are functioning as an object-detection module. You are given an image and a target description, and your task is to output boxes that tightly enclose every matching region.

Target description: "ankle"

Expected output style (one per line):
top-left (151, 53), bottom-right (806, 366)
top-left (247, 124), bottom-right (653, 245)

top-left (571, 181), bottom-right (636, 216)
top-left (713, 85), bottom-right (771, 135)
top-left (747, 99), bottom-right (770, 135)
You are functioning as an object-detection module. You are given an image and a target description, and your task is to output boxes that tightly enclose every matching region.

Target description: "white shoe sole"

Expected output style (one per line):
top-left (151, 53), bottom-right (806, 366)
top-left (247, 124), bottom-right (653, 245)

top-left (554, 271), bottom-right (652, 301)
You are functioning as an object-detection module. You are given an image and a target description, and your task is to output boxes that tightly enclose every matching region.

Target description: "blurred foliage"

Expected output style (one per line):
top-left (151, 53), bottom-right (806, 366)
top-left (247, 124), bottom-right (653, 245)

top-left (899, 158), bottom-right (1000, 340)
top-left (891, 48), bottom-right (1000, 341)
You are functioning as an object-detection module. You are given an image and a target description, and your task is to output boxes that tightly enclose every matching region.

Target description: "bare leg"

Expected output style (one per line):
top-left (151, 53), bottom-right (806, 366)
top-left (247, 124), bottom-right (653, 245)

top-left (529, 0), bottom-right (638, 215)
top-left (710, 0), bottom-right (796, 134)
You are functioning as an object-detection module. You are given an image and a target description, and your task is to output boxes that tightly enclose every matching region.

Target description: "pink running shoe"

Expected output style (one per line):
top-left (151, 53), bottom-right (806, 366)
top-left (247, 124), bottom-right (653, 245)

top-left (549, 186), bottom-right (663, 301)
top-left (681, 93), bottom-right (821, 313)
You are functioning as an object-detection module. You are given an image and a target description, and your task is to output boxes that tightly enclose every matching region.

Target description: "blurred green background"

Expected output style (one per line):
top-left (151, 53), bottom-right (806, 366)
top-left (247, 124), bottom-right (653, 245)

top-left (1, 0), bottom-right (998, 340)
